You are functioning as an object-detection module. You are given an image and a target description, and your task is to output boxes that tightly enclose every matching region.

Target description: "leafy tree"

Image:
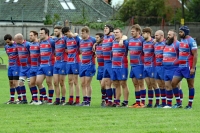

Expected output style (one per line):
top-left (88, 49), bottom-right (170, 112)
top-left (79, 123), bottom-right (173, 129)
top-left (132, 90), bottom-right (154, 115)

top-left (187, 0), bottom-right (200, 22)
top-left (118, 0), bottom-right (169, 25)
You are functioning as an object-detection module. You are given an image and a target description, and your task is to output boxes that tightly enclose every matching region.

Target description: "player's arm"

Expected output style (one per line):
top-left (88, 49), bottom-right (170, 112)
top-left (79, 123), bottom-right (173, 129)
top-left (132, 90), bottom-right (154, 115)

top-left (119, 35), bottom-right (128, 47)
top-left (190, 41), bottom-right (198, 75)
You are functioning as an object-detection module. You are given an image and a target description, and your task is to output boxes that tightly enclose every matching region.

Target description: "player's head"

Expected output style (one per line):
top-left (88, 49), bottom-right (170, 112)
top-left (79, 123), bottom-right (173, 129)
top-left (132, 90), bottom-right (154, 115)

top-left (179, 25), bottom-right (189, 39)
top-left (114, 28), bottom-right (123, 40)
top-left (166, 29), bottom-right (177, 45)
top-left (81, 26), bottom-right (90, 40)
top-left (104, 24), bottom-right (114, 35)
top-left (95, 33), bottom-right (104, 44)
top-left (40, 27), bottom-right (49, 40)
top-left (4, 34), bottom-right (13, 45)
top-left (29, 31), bottom-right (38, 42)
top-left (131, 24), bottom-right (141, 38)
top-left (54, 26), bottom-right (62, 38)
top-left (155, 30), bottom-right (164, 42)
top-left (142, 27), bottom-right (152, 40)
top-left (14, 33), bottom-right (24, 44)
top-left (62, 26), bottom-right (72, 37)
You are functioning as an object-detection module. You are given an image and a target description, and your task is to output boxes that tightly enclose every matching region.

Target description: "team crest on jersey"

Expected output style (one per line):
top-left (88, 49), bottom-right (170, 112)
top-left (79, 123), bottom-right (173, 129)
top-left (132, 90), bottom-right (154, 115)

top-left (152, 73), bottom-right (154, 76)
top-left (46, 45), bottom-right (48, 47)
top-left (136, 43), bottom-right (138, 45)
top-left (149, 46), bottom-right (151, 48)
top-left (62, 70), bottom-right (64, 73)
top-left (15, 71), bottom-right (18, 74)
top-left (169, 48), bottom-right (172, 51)
top-left (139, 74), bottom-right (142, 77)
top-left (122, 75), bottom-right (125, 78)
top-left (75, 69), bottom-right (77, 72)
top-left (48, 71), bottom-right (51, 74)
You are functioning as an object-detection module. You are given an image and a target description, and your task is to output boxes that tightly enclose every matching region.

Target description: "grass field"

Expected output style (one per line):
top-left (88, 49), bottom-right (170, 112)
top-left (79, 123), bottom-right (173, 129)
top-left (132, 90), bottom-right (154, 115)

top-left (0, 48), bottom-right (200, 133)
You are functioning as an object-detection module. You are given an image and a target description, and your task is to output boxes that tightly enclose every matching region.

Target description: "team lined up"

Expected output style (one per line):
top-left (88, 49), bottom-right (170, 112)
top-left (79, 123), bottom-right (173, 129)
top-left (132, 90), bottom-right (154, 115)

top-left (4, 24), bottom-right (198, 109)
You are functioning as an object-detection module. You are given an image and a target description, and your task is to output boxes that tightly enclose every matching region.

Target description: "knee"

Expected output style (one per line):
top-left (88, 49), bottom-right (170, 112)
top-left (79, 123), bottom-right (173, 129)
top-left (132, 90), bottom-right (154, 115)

top-left (171, 81), bottom-right (177, 88)
top-left (121, 82), bottom-right (127, 89)
top-left (81, 81), bottom-right (86, 88)
top-left (68, 78), bottom-right (74, 85)
top-left (19, 78), bottom-right (25, 86)
top-left (46, 81), bottom-right (53, 87)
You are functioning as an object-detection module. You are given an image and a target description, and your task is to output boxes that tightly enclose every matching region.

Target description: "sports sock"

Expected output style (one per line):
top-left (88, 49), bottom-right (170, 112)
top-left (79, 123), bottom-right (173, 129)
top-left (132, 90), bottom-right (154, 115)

top-left (173, 87), bottom-right (181, 104)
top-left (106, 88), bottom-right (112, 103)
top-left (154, 88), bottom-right (160, 105)
top-left (20, 86), bottom-right (27, 101)
top-left (160, 89), bottom-right (166, 106)
top-left (10, 88), bottom-right (15, 101)
top-left (166, 90), bottom-right (173, 106)
top-left (179, 89), bottom-right (183, 102)
top-left (135, 91), bottom-right (140, 105)
top-left (148, 90), bottom-right (154, 105)
top-left (188, 88), bottom-right (195, 107)
top-left (140, 89), bottom-right (146, 104)
top-left (16, 86), bottom-right (21, 101)
top-left (48, 90), bottom-right (54, 103)
top-left (31, 86), bottom-right (38, 102)
top-left (112, 88), bottom-right (116, 100)
top-left (101, 89), bottom-right (106, 101)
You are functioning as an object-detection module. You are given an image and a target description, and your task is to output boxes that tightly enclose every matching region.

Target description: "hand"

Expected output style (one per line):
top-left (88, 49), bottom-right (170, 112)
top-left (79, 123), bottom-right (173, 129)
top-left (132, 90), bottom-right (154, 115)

top-left (92, 43), bottom-right (97, 52)
top-left (153, 39), bottom-right (157, 43)
top-left (72, 33), bottom-right (78, 37)
top-left (190, 68), bottom-right (195, 75)
top-left (119, 39), bottom-right (124, 47)
top-left (65, 49), bottom-right (68, 53)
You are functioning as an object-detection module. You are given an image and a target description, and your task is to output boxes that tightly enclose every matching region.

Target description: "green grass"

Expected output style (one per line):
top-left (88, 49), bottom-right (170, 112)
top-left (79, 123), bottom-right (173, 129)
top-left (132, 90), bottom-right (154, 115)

top-left (0, 48), bottom-right (200, 133)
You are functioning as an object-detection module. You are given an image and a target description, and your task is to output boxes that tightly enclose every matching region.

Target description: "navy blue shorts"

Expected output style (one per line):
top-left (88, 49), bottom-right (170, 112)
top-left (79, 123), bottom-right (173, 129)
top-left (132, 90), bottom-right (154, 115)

top-left (8, 66), bottom-right (19, 77)
top-left (111, 68), bottom-right (128, 81)
top-left (66, 63), bottom-right (79, 75)
top-left (164, 66), bottom-right (178, 81)
top-left (29, 67), bottom-right (39, 77)
top-left (144, 67), bottom-right (155, 78)
top-left (155, 66), bottom-right (165, 80)
top-left (79, 65), bottom-right (96, 77)
top-left (19, 66), bottom-right (30, 78)
top-left (129, 65), bottom-right (144, 79)
top-left (174, 67), bottom-right (195, 79)
top-left (37, 66), bottom-right (54, 76)
top-left (53, 62), bottom-right (67, 75)
top-left (103, 63), bottom-right (112, 78)
top-left (97, 66), bottom-right (104, 80)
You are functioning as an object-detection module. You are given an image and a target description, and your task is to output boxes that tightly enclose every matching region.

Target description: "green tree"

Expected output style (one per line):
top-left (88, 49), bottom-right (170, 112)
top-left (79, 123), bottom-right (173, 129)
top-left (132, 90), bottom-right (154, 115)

top-left (187, 0), bottom-right (200, 22)
top-left (118, 0), bottom-right (168, 25)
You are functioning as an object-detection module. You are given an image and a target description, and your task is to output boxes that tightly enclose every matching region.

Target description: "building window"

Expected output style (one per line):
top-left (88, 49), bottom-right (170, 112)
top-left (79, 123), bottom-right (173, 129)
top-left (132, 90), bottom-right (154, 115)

top-left (59, 0), bottom-right (76, 10)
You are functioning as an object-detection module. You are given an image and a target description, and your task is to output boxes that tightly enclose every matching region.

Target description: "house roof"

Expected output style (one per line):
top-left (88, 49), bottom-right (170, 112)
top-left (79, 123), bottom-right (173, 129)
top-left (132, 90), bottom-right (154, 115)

top-left (0, 0), bottom-right (114, 23)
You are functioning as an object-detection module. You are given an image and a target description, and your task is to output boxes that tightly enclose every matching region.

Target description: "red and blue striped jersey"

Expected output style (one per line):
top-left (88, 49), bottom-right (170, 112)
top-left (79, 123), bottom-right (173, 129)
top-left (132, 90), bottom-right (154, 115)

top-left (179, 36), bottom-right (197, 68)
top-left (112, 40), bottom-right (128, 68)
top-left (154, 40), bottom-right (165, 66)
top-left (96, 43), bottom-right (104, 67)
top-left (39, 38), bottom-right (55, 66)
top-left (163, 41), bottom-right (180, 66)
top-left (5, 43), bottom-right (20, 67)
top-left (80, 36), bottom-right (96, 65)
top-left (128, 36), bottom-right (144, 66)
top-left (143, 39), bottom-right (155, 67)
top-left (102, 35), bottom-right (115, 64)
top-left (66, 36), bottom-right (80, 64)
top-left (30, 42), bottom-right (40, 67)
top-left (54, 37), bottom-right (67, 62)
top-left (16, 41), bottom-right (31, 67)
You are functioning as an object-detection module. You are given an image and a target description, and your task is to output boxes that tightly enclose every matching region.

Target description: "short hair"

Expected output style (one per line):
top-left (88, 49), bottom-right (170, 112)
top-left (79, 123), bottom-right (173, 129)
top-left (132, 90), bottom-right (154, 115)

top-left (54, 26), bottom-right (62, 30)
top-left (169, 29), bottom-right (177, 36)
top-left (81, 26), bottom-right (90, 33)
top-left (114, 28), bottom-right (122, 33)
top-left (95, 33), bottom-right (104, 38)
top-left (30, 31), bottom-right (38, 36)
top-left (62, 27), bottom-right (70, 34)
top-left (40, 27), bottom-right (49, 36)
top-left (4, 34), bottom-right (12, 41)
top-left (131, 24), bottom-right (141, 32)
top-left (142, 27), bottom-right (152, 35)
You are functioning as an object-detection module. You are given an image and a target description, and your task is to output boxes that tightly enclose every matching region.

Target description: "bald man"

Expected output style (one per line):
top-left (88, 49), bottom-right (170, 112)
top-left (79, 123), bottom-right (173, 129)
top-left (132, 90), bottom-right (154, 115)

top-left (154, 30), bottom-right (165, 107)
top-left (15, 33), bottom-right (32, 104)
